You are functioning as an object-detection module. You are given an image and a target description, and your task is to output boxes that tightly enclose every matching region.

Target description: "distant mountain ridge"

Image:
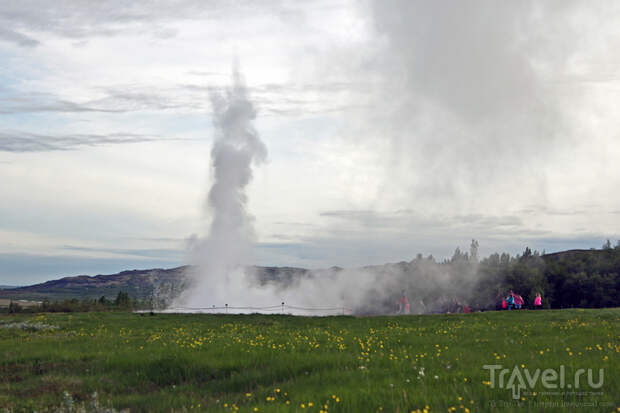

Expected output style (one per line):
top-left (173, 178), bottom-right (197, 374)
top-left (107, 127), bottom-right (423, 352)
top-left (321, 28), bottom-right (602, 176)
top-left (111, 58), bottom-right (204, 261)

top-left (0, 267), bottom-right (187, 301)
top-left (0, 265), bottom-right (310, 301)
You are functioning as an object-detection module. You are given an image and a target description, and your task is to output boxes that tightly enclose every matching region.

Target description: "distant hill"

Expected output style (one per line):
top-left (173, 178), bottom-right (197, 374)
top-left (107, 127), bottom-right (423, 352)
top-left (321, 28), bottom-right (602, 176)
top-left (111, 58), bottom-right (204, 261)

top-left (0, 267), bottom-right (189, 301)
top-left (0, 265), bottom-right (310, 302)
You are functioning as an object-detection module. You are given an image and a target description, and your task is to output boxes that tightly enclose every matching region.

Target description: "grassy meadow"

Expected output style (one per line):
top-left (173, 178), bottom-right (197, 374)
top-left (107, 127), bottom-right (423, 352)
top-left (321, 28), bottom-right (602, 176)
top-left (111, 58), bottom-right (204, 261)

top-left (0, 309), bottom-right (618, 412)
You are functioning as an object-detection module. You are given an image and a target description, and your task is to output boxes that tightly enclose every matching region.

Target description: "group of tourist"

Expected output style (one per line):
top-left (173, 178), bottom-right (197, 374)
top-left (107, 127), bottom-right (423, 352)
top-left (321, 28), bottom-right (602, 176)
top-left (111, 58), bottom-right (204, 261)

top-left (395, 290), bottom-right (545, 314)
top-left (499, 290), bottom-right (543, 310)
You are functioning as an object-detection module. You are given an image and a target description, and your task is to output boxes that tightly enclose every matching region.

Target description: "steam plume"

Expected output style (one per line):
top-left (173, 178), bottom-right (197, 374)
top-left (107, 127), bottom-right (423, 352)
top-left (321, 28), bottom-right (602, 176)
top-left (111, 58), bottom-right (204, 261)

top-left (181, 66), bottom-right (267, 308)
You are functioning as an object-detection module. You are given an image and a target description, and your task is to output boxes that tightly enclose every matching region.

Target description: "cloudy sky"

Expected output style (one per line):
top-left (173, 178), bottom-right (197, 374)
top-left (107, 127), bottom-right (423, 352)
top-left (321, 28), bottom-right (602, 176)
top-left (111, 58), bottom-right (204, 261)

top-left (2, 0), bottom-right (620, 285)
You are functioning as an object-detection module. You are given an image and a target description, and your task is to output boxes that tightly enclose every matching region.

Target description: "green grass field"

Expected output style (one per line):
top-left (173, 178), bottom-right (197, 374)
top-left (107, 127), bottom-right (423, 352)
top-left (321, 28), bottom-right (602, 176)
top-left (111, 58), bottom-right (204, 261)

top-left (1, 309), bottom-right (618, 412)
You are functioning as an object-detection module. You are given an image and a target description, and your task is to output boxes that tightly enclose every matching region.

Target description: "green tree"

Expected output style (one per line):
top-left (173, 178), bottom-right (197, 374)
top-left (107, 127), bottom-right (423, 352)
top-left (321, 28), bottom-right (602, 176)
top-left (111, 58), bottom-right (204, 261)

top-left (8, 300), bottom-right (21, 314)
top-left (114, 291), bottom-right (130, 308)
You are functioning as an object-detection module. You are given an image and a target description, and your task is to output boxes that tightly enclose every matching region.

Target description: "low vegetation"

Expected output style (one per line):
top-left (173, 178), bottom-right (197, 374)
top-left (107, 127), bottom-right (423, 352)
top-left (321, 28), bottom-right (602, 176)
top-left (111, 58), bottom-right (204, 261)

top-left (0, 309), bottom-right (618, 412)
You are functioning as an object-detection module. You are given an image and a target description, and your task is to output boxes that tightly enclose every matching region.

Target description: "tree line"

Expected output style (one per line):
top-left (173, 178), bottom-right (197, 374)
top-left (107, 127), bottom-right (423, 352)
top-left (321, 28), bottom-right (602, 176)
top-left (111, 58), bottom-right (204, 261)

top-left (412, 240), bottom-right (620, 311)
top-left (2, 291), bottom-right (148, 314)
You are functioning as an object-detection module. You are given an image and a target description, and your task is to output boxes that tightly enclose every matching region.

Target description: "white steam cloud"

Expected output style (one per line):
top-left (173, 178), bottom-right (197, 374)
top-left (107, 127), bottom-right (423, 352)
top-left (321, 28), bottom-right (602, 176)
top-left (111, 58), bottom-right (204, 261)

top-left (180, 66), bottom-right (268, 309)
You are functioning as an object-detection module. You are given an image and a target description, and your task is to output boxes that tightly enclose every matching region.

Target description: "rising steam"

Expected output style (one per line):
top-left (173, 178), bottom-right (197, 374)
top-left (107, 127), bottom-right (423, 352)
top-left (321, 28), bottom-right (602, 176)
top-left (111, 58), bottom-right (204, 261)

top-left (180, 66), bottom-right (267, 309)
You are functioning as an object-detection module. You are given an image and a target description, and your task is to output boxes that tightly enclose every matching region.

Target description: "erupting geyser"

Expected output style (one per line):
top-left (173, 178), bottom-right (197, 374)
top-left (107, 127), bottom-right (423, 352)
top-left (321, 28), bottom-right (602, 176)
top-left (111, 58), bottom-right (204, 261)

top-left (180, 66), bottom-right (268, 309)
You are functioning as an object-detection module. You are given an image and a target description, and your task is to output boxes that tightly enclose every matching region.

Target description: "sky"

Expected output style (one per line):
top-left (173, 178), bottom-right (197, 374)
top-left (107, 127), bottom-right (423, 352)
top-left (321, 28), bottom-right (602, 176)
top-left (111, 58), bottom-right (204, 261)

top-left (1, 0), bottom-right (620, 285)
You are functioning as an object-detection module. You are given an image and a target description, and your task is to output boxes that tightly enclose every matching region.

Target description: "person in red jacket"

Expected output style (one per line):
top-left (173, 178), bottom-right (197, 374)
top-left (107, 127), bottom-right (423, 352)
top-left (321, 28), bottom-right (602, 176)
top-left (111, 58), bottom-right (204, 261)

top-left (398, 290), bottom-right (410, 314)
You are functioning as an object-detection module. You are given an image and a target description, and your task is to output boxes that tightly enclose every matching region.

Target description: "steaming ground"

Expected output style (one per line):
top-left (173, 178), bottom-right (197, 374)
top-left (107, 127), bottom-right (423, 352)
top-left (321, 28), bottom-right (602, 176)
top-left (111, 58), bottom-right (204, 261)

top-left (175, 265), bottom-right (382, 316)
top-left (169, 255), bottom-right (483, 316)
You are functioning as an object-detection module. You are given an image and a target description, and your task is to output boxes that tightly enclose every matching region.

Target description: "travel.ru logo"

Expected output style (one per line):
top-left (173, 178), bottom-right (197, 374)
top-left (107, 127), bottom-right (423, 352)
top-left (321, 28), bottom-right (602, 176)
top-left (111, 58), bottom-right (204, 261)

top-left (483, 364), bottom-right (604, 399)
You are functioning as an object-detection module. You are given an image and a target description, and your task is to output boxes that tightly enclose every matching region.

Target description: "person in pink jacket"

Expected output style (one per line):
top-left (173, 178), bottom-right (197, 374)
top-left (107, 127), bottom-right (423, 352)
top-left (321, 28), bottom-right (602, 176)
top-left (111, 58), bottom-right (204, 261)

top-left (534, 293), bottom-right (542, 309)
top-left (398, 290), bottom-right (410, 314)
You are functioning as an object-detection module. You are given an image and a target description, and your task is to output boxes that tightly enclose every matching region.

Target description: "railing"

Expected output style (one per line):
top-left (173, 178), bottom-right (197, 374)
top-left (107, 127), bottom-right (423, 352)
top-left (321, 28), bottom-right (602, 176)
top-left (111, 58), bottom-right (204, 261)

top-left (154, 303), bottom-right (352, 315)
